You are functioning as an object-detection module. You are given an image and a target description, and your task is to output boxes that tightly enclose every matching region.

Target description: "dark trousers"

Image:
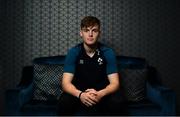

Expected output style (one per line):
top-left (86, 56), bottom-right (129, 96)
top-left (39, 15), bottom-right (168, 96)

top-left (57, 91), bottom-right (127, 116)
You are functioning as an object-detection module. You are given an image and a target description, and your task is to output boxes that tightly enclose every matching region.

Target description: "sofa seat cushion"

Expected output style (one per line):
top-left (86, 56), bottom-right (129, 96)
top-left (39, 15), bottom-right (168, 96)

top-left (21, 100), bottom-right (58, 115)
top-left (128, 99), bottom-right (158, 108)
top-left (127, 99), bottom-right (161, 115)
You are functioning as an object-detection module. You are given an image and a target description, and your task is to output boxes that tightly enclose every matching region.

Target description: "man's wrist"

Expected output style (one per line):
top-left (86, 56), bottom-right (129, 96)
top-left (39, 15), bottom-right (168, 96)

top-left (78, 91), bottom-right (83, 99)
top-left (98, 89), bottom-right (107, 97)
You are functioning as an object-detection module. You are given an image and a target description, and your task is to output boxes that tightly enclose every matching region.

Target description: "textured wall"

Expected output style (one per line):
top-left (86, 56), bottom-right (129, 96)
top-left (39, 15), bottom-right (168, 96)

top-left (0, 0), bottom-right (180, 114)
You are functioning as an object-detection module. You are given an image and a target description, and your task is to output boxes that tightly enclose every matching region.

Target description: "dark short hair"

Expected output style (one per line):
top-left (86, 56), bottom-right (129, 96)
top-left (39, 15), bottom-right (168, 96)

top-left (81, 16), bottom-right (100, 29)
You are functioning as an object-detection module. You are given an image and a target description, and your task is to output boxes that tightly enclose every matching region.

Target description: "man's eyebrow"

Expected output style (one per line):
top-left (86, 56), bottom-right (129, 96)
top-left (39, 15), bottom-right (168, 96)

top-left (84, 27), bottom-right (99, 30)
top-left (82, 28), bottom-right (89, 30)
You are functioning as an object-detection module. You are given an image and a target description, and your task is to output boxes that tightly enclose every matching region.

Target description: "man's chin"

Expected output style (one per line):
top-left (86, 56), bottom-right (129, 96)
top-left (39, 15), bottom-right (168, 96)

top-left (85, 41), bottom-right (97, 46)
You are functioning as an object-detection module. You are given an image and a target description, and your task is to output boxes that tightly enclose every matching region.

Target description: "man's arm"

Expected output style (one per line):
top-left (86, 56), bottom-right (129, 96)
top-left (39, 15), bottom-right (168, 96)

top-left (62, 45), bottom-right (82, 98)
top-left (62, 73), bottom-right (81, 98)
top-left (96, 73), bottom-right (120, 100)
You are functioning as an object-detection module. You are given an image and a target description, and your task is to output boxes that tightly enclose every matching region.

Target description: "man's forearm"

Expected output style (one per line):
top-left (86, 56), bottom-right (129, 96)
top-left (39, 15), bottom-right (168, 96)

top-left (62, 73), bottom-right (82, 98)
top-left (62, 83), bottom-right (82, 98)
top-left (99, 73), bottom-right (120, 97)
top-left (98, 83), bottom-right (119, 97)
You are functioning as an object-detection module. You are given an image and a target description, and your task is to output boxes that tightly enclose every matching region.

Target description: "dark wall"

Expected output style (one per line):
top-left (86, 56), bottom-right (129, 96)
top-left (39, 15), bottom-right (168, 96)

top-left (0, 0), bottom-right (179, 115)
top-left (0, 0), bottom-right (6, 114)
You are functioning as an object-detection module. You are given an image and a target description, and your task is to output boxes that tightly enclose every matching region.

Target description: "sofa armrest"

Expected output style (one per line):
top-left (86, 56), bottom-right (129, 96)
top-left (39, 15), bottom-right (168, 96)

top-left (5, 83), bottom-right (34, 115)
top-left (19, 83), bottom-right (34, 106)
top-left (5, 88), bottom-right (21, 115)
top-left (146, 82), bottom-right (176, 115)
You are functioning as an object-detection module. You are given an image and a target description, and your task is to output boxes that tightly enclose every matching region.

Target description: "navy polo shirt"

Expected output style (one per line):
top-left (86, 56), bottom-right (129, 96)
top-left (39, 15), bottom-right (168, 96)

top-left (64, 43), bottom-right (118, 91)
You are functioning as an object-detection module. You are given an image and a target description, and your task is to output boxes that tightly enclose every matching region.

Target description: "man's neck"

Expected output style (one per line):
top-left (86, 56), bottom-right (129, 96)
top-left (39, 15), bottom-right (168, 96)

top-left (83, 43), bottom-right (98, 57)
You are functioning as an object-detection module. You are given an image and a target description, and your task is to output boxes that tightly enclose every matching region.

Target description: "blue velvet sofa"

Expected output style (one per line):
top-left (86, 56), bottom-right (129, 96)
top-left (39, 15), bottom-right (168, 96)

top-left (5, 56), bottom-right (176, 116)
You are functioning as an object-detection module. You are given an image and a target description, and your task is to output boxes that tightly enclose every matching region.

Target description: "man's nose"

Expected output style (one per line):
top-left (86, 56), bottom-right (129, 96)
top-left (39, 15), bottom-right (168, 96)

top-left (89, 31), bottom-right (93, 37)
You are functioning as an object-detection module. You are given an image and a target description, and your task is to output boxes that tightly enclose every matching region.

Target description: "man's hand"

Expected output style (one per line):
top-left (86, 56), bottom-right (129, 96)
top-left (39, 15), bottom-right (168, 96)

top-left (80, 88), bottom-right (106, 107)
top-left (86, 89), bottom-right (105, 103)
top-left (80, 90), bottom-right (98, 107)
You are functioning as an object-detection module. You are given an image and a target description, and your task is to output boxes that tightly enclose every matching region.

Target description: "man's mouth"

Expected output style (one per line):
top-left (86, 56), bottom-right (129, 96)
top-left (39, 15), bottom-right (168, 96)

top-left (87, 38), bottom-right (94, 41)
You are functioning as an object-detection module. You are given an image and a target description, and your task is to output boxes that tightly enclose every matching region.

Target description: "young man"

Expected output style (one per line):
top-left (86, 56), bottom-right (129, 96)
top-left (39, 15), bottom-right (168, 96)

top-left (57, 16), bottom-right (126, 115)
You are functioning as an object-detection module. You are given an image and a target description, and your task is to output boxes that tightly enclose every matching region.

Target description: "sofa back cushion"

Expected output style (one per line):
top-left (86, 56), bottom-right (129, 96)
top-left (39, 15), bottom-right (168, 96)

top-left (117, 56), bottom-right (147, 69)
top-left (117, 56), bottom-right (148, 102)
top-left (33, 56), bottom-right (64, 101)
top-left (120, 68), bottom-right (147, 102)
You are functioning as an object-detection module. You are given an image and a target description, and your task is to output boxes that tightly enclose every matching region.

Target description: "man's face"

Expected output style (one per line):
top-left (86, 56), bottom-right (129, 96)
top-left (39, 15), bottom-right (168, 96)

top-left (80, 25), bottom-right (100, 46)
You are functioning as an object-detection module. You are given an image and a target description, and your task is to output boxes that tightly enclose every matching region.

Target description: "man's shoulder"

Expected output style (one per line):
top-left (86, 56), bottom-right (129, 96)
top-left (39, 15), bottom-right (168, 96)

top-left (99, 43), bottom-right (114, 54)
top-left (69, 43), bottom-right (82, 53)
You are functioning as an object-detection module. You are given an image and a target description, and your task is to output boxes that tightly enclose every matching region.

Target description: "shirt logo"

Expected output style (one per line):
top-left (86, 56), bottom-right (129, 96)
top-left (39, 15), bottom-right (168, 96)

top-left (97, 57), bottom-right (103, 65)
top-left (79, 59), bottom-right (84, 64)
top-left (96, 49), bottom-right (100, 55)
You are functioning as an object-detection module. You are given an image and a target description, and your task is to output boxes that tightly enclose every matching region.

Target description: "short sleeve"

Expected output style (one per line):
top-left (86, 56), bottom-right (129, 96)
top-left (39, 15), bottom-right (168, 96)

top-left (63, 47), bottom-right (80, 74)
top-left (104, 48), bottom-right (118, 75)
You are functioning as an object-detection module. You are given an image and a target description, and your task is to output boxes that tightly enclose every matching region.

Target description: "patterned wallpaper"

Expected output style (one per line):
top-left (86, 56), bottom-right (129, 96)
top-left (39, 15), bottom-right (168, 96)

top-left (0, 0), bottom-right (179, 92)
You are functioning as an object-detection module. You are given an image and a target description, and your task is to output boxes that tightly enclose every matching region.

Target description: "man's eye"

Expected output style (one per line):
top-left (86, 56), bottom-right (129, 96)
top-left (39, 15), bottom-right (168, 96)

top-left (93, 29), bottom-right (99, 32)
top-left (83, 29), bottom-right (89, 32)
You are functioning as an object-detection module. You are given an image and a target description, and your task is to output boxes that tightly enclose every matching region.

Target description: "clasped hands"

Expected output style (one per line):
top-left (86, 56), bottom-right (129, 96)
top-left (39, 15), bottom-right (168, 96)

top-left (79, 88), bottom-right (104, 107)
